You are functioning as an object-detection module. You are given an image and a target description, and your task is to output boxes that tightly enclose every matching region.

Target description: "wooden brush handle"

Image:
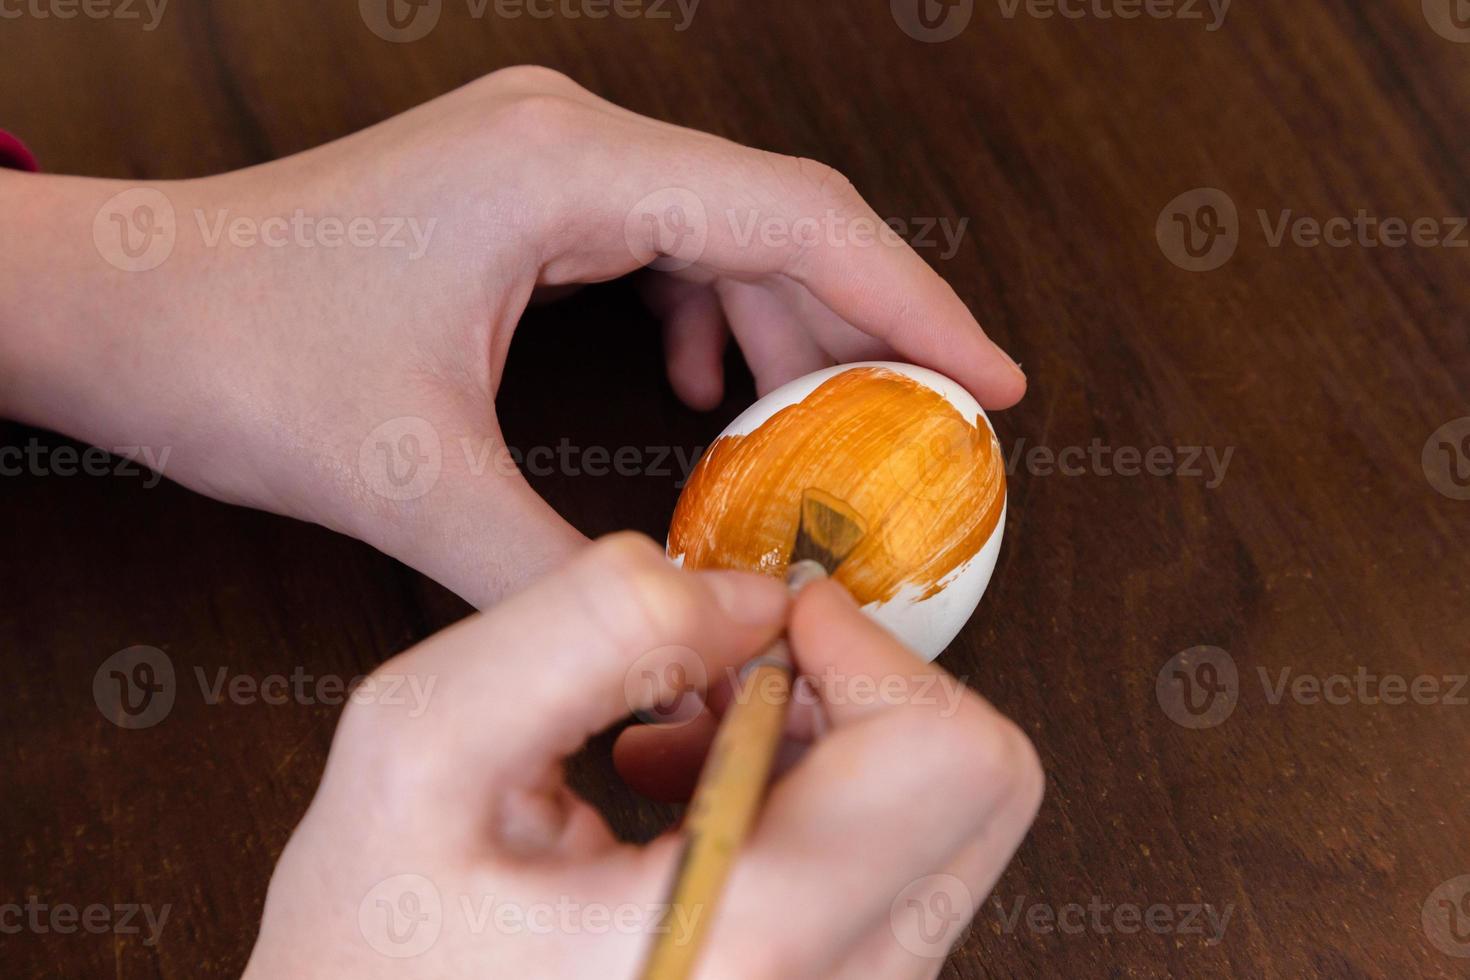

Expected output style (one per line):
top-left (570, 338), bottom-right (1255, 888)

top-left (637, 640), bottom-right (793, 980)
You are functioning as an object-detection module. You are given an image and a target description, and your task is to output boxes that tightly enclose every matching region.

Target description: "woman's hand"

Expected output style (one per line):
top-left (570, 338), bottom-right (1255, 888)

top-left (242, 533), bottom-right (1043, 979)
top-left (0, 66), bottom-right (1025, 605)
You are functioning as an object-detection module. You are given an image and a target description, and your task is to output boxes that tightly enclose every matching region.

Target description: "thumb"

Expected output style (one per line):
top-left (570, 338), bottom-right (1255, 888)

top-left (340, 533), bottom-right (789, 848)
top-left (352, 414), bottom-right (587, 606)
top-left (411, 463), bottom-right (589, 608)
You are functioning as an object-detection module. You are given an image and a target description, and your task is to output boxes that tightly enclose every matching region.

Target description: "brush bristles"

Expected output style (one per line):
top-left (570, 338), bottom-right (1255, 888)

top-left (790, 488), bottom-right (867, 574)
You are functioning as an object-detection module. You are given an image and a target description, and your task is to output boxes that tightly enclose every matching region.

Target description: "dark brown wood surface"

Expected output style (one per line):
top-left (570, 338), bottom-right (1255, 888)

top-left (3, 1), bottom-right (1469, 977)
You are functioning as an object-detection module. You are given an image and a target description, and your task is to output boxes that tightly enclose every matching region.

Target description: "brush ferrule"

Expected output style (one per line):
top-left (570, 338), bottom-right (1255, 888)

top-left (784, 559), bottom-right (830, 592)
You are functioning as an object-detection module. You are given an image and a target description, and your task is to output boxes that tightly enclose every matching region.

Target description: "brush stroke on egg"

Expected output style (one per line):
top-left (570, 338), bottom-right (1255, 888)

top-left (668, 366), bottom-right (1005, 605)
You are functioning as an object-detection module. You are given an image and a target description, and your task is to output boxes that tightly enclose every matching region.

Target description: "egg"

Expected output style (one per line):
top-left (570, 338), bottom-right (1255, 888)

top-left (667, 362), bottom-right (1007, 660)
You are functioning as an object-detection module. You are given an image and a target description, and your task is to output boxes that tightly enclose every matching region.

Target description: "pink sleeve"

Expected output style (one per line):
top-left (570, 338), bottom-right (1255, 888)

top-left (0, 130), bottom-right (38, 172)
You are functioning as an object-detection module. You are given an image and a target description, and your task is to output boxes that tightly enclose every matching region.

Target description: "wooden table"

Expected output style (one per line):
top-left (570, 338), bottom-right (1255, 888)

top-left (3, 1), bottom-right (1468, 976)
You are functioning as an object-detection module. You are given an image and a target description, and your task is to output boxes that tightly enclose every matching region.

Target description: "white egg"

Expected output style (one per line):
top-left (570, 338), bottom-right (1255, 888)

top-left (667, 361), bottom-right (1006, 661)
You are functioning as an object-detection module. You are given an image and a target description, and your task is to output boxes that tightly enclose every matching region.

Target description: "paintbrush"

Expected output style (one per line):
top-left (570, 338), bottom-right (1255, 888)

top-left (638, 488), bottom-right (868, 980)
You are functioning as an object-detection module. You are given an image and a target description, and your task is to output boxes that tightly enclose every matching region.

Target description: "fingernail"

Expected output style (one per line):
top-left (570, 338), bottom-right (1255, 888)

top-left (704, 571), bottom-right (789, 626)
top-left (992, 339), bottom-right (1025, 377)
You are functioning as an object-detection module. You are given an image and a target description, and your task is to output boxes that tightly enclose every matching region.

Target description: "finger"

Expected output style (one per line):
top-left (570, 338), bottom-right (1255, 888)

top-left (695, 581), bottom-right (1043, 976)
top-left (612, 710), bottom-right (717, 803)
top-left (524, 98), bottom-right (1026, 407)
top-left (772, 197), bottom-right (1028, 409)
top-left (764, 275), bottom-right (899, 366)
top-left (611, 668), bottom-right (825, 802)
top-left (341, 533), bottom-right (789, 842)
top-left (613, 711), bottom-right (817, 805)
top-left (828, 776), bottom-right (1045, 979)
top-left (654, 266), bottom-right (894, 406)
top-left (612, 647), bottom-right (829, 803)
top-left (717, 278), bottom-right (834, 394)
top-left (643, 276), bottom-right (728, 410)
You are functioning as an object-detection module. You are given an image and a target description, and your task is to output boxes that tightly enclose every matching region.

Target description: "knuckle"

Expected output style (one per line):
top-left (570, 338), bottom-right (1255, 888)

top-left (707, 946), bottom-right (798, 980)
top-left (617, 568), bottom-right (703, 647)
top-left (759, 155), bottom-right (872, 276)
top-left (926, 706), bottom-right (1043, 804)
top-left (330, 664), bottom-right (424, 772)
top-left (336, 659), bottom-right (411, 733)
top-left (485, 64), bottom-right (584, 96)
top-left (476, 67), bottom-right (589, 137)
top-left (496, 91), bottom-right (585, 136)
top-left (1015, 732), bottom-right (1047, 815)
top-left (988, 719), bottom-right (1046, 817)
top-left (587, 530), bottom-right (666, 572)
top-left (792, 156), bottom-right (862, 207)
top-left (747, 956), bottom-right (795, 980)
top-left (579, 534), bottom-right (700, 646)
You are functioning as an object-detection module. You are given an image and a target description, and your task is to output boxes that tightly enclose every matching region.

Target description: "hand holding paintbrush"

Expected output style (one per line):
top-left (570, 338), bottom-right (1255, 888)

top-left (241, 529), bottom-right (1041, 979)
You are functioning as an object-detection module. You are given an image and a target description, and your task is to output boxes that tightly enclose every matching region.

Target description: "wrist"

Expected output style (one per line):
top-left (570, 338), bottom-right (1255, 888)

top-left (0, 170), bottom-right (84, 424)
top-left (0, 171), bottom-right (185, 434)
top-left (0, 171), bottom-right (278, 511)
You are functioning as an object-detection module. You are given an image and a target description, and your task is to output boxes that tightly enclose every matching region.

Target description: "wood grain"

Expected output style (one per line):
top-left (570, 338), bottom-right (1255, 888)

top-left (3, 1), bottom-right (1468, 976)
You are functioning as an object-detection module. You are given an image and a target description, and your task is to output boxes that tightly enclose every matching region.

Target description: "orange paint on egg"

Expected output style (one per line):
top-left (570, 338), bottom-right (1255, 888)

top-left (669, 367), bottom-right (1005, 604)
